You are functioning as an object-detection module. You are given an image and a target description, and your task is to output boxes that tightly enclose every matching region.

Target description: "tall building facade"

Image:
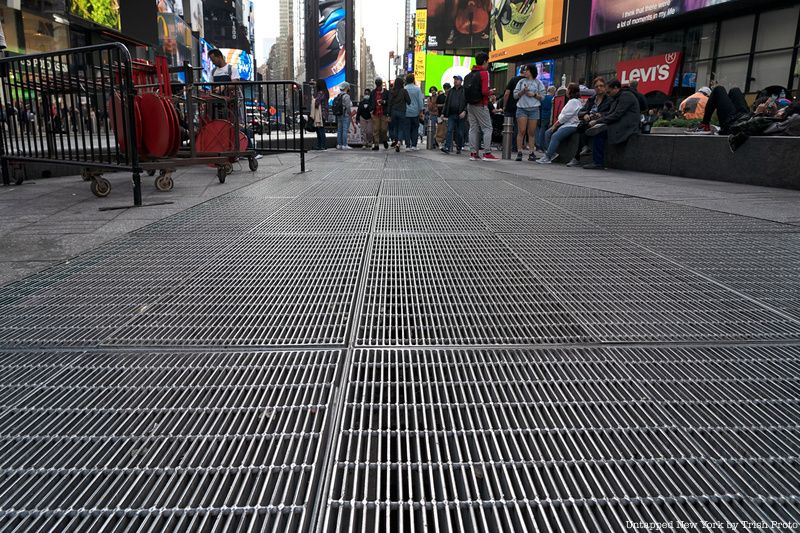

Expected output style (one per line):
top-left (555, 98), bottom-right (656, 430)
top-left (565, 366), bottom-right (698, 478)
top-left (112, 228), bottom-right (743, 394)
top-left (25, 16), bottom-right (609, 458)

top-left (202, 0), bottom-right (254, 53)
top-left (359, 28), bottom-right (377, 91)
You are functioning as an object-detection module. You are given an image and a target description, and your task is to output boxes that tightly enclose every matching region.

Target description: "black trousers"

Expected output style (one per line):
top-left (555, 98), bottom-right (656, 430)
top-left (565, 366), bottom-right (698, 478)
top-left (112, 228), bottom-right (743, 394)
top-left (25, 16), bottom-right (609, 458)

top-left (703, 86), bottom-right (749, 128)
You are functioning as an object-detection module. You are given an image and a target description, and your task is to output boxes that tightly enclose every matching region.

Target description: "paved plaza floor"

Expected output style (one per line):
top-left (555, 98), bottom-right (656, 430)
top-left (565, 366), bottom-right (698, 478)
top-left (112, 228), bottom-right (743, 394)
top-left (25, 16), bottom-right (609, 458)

top-left (0, 150), bottom-right (798, 532)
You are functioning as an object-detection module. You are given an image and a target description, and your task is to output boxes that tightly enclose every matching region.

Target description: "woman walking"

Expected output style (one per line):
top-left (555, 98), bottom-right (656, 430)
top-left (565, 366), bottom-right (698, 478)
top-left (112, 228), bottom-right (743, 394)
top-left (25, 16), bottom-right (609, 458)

top-left (512, 64), bottom-right (545, 161)
top-left (335, 82), bottom-right (355, 150)
top-left (313, 79), bottom-right (329, 150)
top-left (388, 76), bottom-right (410, 152)
top-left (537, 83), bottom-right (582, 164)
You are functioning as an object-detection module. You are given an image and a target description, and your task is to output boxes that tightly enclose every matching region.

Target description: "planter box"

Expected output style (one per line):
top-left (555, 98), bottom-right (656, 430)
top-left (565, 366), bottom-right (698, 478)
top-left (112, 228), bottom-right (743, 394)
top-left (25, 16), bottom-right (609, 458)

top-left (650, 127), bottom-right (689, 135)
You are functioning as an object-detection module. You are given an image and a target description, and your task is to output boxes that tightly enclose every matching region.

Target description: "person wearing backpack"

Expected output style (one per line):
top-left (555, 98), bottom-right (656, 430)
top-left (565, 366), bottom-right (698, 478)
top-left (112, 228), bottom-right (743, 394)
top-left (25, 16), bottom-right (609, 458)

top-left (404, 74), bottom-right (425, 151)
top-left (464, 52), bottom-right (498, 161)
top-left (441, 75), bottom-right (467, 154)
top-left (333, 82), bottom-right (355, 150)
top-left (388, 76), bottom-right (410, 152)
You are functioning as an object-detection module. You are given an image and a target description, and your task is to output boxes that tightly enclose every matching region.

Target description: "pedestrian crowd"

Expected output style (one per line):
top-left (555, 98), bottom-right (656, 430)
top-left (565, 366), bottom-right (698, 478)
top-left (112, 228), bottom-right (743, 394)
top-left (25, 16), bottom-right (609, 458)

top-left (309, 49), bottom-right (800, 166)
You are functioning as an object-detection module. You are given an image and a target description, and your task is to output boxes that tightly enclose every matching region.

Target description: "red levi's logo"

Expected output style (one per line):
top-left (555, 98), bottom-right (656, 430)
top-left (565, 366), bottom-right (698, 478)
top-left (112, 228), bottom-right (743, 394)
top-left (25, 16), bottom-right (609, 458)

top-left (616, 52), bottom-right (683, 95)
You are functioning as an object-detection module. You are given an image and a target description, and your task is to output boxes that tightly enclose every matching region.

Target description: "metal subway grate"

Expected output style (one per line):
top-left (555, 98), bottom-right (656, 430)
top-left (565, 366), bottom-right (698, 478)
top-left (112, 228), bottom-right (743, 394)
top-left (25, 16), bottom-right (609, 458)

top-left (105, 233), bottom-right (366, 346)
top-left (376, 197), bottom-right (489, 233)
top-left (462, 197), bottom-right (602, 233)
top-left (324, 169), bottom-right (383, 180)
top-left (375, 169), bottom-right (441, 180)
top-left (547, 197), bottom-right (794, 233)
top-left (251, 197), bottom-right (375, 233)
top-left (228, 178), bottom-right (322, 198)
top-left (439, 168), bottom-right (504, 181)
top-left (357, 234), bottom-right (589, 345)
top-left (624, 232), bottom-right (800, 318)
top-left (322, 346), bottom-right (800, 533)
top-left (304, 180), bottom-right (381, 197)
top-left (504, 178), bottom-right (624, 198)
top-left (445, 180), bottom-right (530, 198)
top-left (502, 233), bottom-right (800, 342)
top-left (379, 180), bottom-right (456, 197)
top-left (0, 349), bottom-right (339, 533)
top-left (0, 234), bottom-right (240, 347)
top-left (134, 197), bottom-right (292, 233)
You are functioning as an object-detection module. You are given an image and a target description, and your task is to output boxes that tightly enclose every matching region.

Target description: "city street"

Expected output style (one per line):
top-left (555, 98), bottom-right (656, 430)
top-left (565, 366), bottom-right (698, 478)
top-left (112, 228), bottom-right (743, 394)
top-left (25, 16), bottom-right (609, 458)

top-left (0, 151), bottom-right (798, 531)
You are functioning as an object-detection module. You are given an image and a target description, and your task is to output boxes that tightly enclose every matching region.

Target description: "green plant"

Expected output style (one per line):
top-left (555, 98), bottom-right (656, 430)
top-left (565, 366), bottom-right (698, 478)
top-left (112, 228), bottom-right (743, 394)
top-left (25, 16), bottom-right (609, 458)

top-left (70, 0), bottom-right (121, 30)
top-left (653, 118), bottom-right (702, 128)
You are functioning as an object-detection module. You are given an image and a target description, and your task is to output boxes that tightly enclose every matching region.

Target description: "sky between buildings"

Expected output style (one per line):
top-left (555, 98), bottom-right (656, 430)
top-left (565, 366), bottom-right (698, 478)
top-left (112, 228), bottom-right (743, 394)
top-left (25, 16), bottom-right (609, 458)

top-left (254, 0), bottom-right (406, 81)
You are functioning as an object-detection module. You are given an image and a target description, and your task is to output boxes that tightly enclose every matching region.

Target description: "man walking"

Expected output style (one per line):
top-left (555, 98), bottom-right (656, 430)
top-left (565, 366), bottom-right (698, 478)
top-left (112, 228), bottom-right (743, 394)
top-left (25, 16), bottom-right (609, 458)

top-left (441, 75), bottom-right (467, 154)
top-left (357, 88), bottom-right (373, 149)
top-left (404, 74), bottom-right (425, 150)
top-left (367, 78), bottom-right (390, 150)
top-left (464, 51), bottom-right (498, 160)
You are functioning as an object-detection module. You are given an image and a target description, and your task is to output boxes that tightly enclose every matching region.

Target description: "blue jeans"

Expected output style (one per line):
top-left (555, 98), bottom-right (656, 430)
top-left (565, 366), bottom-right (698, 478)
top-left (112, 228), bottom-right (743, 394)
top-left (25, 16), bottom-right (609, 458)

top-left (406, 115), bottom-right (419, 147)
top-left (544, 125), bottom-right (578, 159)
top-left (316, 126), bottom-right (326, 150)
top-left (390, 111), bottom-right (406, 144)
top-left (593, 131), bottom-right (608, 166)
top-left (444, 114), bottom-right (464, 151)
top-left (336, 116), bottom-right (348, 146)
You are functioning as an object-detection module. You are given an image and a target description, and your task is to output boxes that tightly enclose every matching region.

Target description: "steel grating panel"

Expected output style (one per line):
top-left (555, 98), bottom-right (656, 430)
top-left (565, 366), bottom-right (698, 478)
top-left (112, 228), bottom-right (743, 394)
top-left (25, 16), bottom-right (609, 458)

top-left (379, 180), bottom-right (456, 197)
top-left (134, 197), bottom-right (291, 233)
top-left (376, 197), bottom-right (488, 233)
top-left (462, 197), bottom-right (602, 233)
top-left (357, 235), bottom-right (589, 345)
top-left (0, 349), bottom-right (339, 533)
top-left (375, 169), bottom-right (441, 180)
top-left (105, 233), bottom-right (366, 346)
top-left (440, 168), bottom-right (505, 181)
top-left (228, 178), bottom-right (322, 198)
top-left (547, 197), bottom-right (794, 233)
top-left (625, 232), bottom-right (800, 318)
top-left (504, 178), bottom-right (624, 198)
top-left (502, 233), bottom-right (800, 342)
top-left (445, 180), bottom-right (530, 198)
top-left (304, 180), bottom-right (381, 197)
top-left (251, 197), bottom-right (375, 233)
top-left (322, 346), bottom-right (800, 533)
top-left (324, 169), bottom-right (383, 180)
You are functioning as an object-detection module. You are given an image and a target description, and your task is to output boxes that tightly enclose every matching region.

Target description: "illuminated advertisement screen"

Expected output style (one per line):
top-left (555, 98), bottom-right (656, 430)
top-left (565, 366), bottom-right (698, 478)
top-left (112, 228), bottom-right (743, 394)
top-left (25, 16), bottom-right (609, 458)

top-left (590, 0), bottom-right (734, 36)
top-left (427, 0), bottom-right (491, 50)
top-left (490, 0), bottom-right (564, 62)
top-left (425, 53), bottom-right (476, 91)
top-left (319, 0), bottom-right (347, 99)
top-left (516, 59), bottom-right (555, 88)
top-left (69, 0), bottom-right (121, 30)
top-left (199, 37), bottom-right (215, 82)
top-left (218, 48), bottom-right (255, 81)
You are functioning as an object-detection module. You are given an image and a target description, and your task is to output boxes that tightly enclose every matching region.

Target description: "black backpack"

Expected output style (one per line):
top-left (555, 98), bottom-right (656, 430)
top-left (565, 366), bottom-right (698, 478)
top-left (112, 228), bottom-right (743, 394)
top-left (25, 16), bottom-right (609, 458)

top-left (332, 94), bottom-right (345, 116)
top-left (464, 70), bottom-right (484, 105)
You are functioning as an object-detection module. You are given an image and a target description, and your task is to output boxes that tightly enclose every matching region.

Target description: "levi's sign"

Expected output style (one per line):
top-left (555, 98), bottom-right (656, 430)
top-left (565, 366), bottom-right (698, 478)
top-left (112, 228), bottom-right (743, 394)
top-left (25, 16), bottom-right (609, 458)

top-left (616, 52), bottom-right (682, 95)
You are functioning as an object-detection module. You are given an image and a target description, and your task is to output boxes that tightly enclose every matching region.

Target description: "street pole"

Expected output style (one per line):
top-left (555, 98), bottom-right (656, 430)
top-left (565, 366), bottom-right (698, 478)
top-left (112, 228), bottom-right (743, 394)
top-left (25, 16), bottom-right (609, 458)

top-left (502, 116), bottom-right (513, 160)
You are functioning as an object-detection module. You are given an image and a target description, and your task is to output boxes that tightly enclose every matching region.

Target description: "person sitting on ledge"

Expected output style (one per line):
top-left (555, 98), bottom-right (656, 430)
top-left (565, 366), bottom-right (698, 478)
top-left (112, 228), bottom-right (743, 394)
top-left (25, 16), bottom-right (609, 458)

top-left (537, 83), bottom-right (582, 164)
top-left (583, 79), bottom-right (642, 170)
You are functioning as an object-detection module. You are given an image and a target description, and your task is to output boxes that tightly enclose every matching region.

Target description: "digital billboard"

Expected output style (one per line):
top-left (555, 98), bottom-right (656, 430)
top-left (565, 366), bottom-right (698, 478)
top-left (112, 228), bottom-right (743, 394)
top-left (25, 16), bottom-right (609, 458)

top-left (516, 59), bottom-right (555, 88)
top-left (425, 54), bottom-right (476, 91)
top-left (427, 0), bottom-right (491, 50)
top-left (414, 9), bottom-right (427, 82)
top-left (219, 48), bottom-right (255, 81)
top-left (590, 0), bottom-right (734, 36)
top-left (319, 0), bottom-right (347, 98)
top-left (69, 0), bottom-right (121, 30)
top-left (490, 0), bottom-right (564, 61)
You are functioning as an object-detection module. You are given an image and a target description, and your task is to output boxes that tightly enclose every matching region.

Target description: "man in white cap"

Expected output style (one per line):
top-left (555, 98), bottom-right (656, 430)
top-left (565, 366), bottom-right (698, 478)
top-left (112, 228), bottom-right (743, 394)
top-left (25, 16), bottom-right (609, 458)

top-left (680, 86), bottom-right (711, 120)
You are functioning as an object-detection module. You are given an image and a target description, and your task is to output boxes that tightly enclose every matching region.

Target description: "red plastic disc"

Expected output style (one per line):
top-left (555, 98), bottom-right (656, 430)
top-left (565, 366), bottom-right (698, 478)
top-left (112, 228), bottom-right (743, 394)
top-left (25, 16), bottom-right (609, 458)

top-left (108, 91), bottom-right (128, 153)
top-left (134, 95), bottom-right (144, 154)
top-left (140, 93), bottom-right (172, 158)
top-left (196, 120), bottom-right (248, 155)
top-left (158, 95), bottom-right (178, 156)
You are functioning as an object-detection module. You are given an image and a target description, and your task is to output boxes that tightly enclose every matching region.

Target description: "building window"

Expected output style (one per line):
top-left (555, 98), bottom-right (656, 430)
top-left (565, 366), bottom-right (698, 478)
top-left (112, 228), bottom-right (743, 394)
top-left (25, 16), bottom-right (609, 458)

top-left (21, 11), bottom-right (69, 54)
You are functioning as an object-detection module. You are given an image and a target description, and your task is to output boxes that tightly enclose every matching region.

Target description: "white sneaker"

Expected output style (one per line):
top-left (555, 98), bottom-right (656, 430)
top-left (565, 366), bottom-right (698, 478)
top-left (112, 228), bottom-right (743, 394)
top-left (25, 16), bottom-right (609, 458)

top-left (566, 158), bottom-right (581, 167)
top-left (536, 156), bottom-right (552, 164)
top-left (336, 145), bottom-right (342, 150)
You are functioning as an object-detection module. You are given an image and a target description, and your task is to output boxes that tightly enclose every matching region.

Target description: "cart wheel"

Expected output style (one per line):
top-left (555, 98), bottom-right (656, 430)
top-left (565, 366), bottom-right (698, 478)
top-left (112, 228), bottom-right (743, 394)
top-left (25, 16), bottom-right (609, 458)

top-left (155, 174), bottom-right (174, 192)
top-left (224, 162), bottom-right (233, 176)
top-left (147, 169), bottom-right (157, 177)
top-left (248, 157), bottom-right (259, 172)
top-left (217, 166), bottom-right (227, 183)
top-left (90, 177), bottom-right (111, 198)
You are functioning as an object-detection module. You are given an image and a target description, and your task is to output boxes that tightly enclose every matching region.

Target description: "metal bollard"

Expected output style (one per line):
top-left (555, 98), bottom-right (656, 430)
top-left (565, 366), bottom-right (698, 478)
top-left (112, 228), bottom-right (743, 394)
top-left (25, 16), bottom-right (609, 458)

top-left (502, 115), bottom-right (513, 160)
top-left (426, 116), bottom-right (436, 149)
